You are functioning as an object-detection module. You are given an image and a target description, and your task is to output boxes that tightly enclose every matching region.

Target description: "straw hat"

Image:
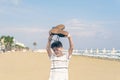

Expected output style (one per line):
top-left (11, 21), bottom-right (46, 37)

top-left (49, 24), bottom-right (68, 37)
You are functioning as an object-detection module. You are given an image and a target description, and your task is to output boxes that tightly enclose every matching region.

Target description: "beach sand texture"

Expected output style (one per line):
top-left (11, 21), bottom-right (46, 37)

top-left (0, 51), bottom-right (120, 80)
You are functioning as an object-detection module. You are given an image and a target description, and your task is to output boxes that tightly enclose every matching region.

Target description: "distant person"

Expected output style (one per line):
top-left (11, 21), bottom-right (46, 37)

top-left (1, 45), bottom-right (5, 53)
top-left (46, 24), bottom-right (74, 80)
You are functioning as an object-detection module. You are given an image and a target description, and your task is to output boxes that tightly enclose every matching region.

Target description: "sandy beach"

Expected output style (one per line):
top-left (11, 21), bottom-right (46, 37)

top-left (0, 51), bottom-right (120, 80)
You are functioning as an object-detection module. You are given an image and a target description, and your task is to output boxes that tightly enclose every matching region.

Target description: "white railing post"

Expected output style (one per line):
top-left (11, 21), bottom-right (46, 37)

top-left (103, 48), bottom-right (106, 53)
top-left (96, 48), bottom-right (99, 54)
top-left (85, 48), bottom-right (88, 53)
top-left (90, 48), bottom-right (93, 53)
top-left (111, 48), bottom-right (116, 54)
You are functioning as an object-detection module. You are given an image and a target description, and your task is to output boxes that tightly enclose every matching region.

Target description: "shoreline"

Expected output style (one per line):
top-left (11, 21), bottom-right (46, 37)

top-left (74, 55), bottom-right (120, 62)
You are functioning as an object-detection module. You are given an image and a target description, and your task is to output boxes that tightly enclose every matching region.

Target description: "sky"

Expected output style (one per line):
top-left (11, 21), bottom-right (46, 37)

top-left (0, 0), bottom-right (120, 50)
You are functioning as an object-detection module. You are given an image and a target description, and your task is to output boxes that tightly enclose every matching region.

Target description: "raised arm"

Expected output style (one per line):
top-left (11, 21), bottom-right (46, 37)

top-left (67, 34), bottom-right (74, 57)
top-left (46, 35), bottom-right (53, 57)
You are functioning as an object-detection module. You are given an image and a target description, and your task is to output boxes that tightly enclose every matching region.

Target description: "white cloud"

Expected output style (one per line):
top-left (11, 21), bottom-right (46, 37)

top-left (0, 0), bottom-right (22, 6)
top-left (0, 6), bottom-right (34, 17)
top-left (65, 19), bottom-right (112, 39)
top-left (0, 0), bottom-right (41, 18)
top-left (0, 27), bottom-right (48, 34)
top-left (0, 0), bottom-right (23, 15)
top-left (10, 0), bottom-right (21, 6)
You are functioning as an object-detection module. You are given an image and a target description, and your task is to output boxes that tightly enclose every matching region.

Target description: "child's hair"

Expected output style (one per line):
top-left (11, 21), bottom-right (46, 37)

top-left (51, 41), bottom-right (63, 49)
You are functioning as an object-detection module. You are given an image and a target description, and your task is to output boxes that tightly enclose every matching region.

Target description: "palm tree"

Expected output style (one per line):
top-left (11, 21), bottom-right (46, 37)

top-left (33, 42), bottom-right (37, 50)
top-left (0, 35), bottom-right (14, 51)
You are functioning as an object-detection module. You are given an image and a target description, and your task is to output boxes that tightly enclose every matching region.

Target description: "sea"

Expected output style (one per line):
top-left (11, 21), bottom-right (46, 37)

top-left (66, 49), bottom-right (120, 60)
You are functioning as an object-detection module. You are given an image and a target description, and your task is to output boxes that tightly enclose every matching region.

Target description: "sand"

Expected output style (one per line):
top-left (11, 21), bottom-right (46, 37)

top-left (0, 51), bottom-right (120, 80)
